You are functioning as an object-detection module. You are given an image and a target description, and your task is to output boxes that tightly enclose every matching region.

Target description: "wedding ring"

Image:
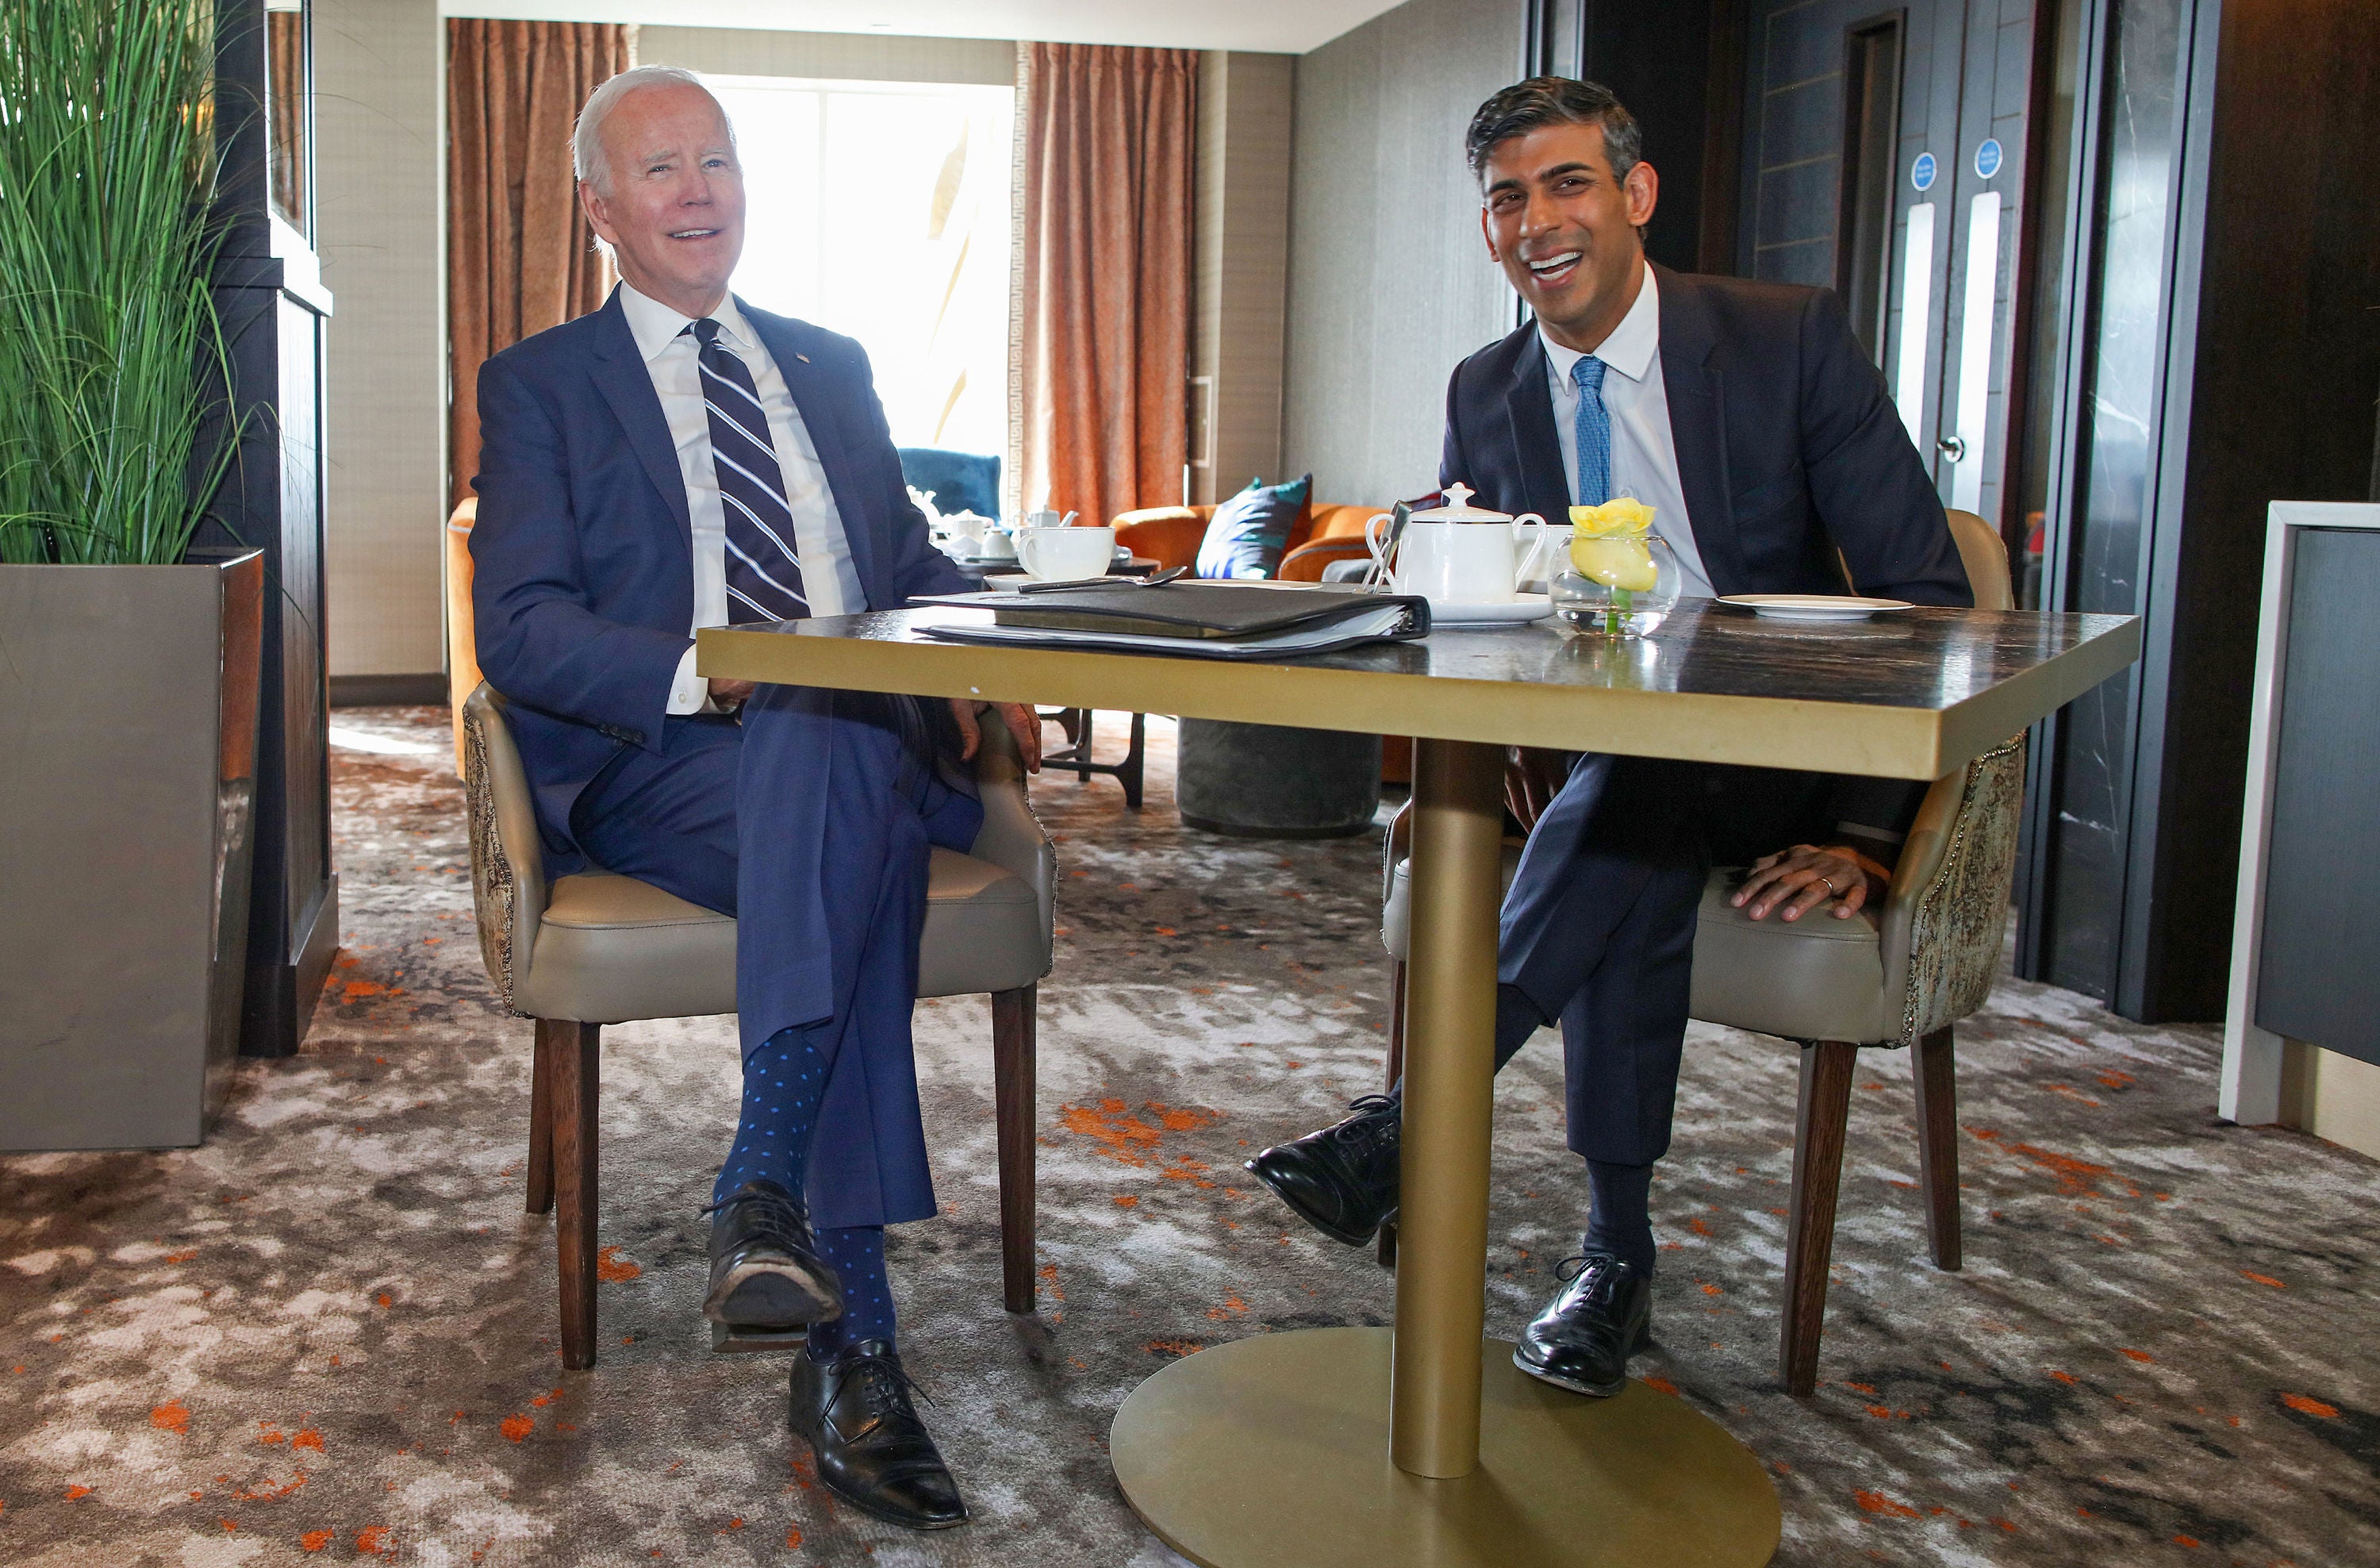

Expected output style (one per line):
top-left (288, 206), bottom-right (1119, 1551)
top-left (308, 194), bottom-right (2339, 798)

top-left (1818, 876), bottom-right (1838, 897)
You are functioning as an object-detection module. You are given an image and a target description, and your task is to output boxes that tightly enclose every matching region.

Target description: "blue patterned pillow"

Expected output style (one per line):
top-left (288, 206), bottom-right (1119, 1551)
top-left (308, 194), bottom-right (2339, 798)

top-left (1195, 474), bottom-right (1311, 579)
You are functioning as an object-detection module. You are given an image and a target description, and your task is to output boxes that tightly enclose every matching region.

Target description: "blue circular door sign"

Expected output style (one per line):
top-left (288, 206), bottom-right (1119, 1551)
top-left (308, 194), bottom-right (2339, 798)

top-left (1975, 138), bottom-right (2003, 179)
top-left (1912, 152), bottom-right (1937, 191)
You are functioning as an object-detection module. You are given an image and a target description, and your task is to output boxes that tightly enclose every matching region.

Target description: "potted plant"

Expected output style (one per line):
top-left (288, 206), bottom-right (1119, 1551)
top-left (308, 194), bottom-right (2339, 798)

top-left (0, 0), bottom-right (265, 1150)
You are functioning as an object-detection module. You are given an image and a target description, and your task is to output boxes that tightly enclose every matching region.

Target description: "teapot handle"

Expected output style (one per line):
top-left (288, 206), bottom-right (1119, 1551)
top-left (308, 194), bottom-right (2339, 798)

top-left (1365, 512), bottom-right (1396, 566)
top-left (1510, 513), bottom-right (1551, 586)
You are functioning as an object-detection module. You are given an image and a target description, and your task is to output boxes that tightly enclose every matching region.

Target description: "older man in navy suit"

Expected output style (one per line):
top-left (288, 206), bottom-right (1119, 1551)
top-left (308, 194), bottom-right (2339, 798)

top-left (471, 65), bottom-right (1036, 1531)
top-left (1250, 79), bottom-right (1973, 1400)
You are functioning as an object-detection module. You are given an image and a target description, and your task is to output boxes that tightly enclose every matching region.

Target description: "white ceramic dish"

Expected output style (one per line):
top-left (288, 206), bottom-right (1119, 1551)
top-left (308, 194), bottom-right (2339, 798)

top-left (1719, 593), bottom-right (1914, 621)
top-left (1428, 593), bottom-right (1553, 625)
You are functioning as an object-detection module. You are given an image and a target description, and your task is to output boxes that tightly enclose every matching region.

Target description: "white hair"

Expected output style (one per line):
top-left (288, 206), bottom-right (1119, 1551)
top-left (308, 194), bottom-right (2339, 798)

top-left (572, 64), bottom-right (731, 194)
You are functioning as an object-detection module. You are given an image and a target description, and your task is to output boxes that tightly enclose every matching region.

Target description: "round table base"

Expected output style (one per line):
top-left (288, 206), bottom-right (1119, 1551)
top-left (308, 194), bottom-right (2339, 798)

top-left (1111, 1328), bottom-right (1779, 1568)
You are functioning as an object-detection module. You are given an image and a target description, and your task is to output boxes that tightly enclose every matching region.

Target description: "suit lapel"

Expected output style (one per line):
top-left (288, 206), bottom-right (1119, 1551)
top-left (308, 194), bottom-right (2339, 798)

top-left (742, 302), bottom-right (881, 598)
top-left (589, 290), bottom-right (693, 547)
top-left (1503, 331), bottom-right (1573, 523)
top-left (1656, 265), bottom-right (1743, 594)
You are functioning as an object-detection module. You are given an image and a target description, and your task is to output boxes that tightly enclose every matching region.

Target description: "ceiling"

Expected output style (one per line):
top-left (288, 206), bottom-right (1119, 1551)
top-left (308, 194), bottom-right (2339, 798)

top-left (436, 0), bottom-right (1407, 54)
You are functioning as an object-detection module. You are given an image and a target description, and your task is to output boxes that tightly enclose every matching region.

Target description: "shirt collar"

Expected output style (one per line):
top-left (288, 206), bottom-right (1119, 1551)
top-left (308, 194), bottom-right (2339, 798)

top-left (616, 279), bottom-right (754, 364)
top-left (1537, 262), bottom-right (1661, 386)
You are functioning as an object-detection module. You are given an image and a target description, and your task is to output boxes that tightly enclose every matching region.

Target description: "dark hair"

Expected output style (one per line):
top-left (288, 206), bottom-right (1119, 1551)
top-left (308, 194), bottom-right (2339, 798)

top-left (1465, 77), bottom-right (1643, 184)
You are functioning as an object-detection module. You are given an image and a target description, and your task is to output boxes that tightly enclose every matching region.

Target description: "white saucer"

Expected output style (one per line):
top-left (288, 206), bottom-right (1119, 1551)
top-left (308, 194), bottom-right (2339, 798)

top-left (1719, 594), bottom-right (1914, 621)
top-left (1428, 594), bottom-right (1553, 625)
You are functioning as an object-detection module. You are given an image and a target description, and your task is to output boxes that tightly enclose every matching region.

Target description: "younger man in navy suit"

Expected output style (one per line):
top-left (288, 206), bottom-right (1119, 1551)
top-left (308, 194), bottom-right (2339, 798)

top-left (471, 65), bottom-right (1038, 1530)
top-left (1250, 79), bottom-right (1971, 1397)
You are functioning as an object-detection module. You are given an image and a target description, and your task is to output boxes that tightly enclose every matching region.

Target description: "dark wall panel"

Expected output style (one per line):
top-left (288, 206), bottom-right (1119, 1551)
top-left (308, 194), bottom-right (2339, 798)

top-left (2255, 529), bottom-right (2380, 1063)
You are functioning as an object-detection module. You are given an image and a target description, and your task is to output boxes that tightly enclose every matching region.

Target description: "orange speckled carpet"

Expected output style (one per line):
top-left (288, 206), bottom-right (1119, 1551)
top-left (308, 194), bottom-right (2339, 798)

top-left (2, 705), bottom-right (2375, 1566)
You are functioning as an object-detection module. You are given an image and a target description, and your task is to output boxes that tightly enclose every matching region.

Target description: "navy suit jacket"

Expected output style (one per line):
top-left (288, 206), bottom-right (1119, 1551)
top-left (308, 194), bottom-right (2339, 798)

top-left (470, 288), bottom-right (973, 874)
top-left (1441, 263), bottom-right (1974, 837)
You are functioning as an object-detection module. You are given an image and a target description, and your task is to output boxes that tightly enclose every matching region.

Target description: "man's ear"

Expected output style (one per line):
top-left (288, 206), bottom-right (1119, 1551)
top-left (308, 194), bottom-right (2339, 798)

top-left (1480, 205), bottom-right (1500, 263)
top-left (1625, 160), bottom-right (1660, 229)
top-left (578, 179), bottom-right (616, 246)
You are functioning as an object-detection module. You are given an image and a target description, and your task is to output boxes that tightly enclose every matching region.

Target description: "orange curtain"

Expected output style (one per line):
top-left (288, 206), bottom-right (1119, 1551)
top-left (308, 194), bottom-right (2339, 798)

top-left (1013, 44), bottom-right (1196, 530)
top-left (445, 20), bottom-right (628, 509)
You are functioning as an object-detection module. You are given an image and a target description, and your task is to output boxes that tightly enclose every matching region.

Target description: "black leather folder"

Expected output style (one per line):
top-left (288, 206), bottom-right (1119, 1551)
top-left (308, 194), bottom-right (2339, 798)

top-left (912, 582), bottom-right (1431, 659)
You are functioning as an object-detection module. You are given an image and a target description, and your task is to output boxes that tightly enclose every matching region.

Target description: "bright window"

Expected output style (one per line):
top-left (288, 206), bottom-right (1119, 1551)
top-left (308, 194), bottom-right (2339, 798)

top-left (710, 76), bottom-right (1014, 462)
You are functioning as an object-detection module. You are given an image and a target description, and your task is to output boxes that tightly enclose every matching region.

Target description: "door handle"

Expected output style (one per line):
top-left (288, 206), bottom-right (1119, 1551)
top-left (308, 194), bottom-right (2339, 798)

top-left (1937, 435), bottom-right (1968, 462)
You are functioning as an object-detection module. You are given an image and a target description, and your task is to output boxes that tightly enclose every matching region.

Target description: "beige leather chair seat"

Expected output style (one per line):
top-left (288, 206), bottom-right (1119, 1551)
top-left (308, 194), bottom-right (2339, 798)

top-left (525, 850), bottom-right (1046, 1022)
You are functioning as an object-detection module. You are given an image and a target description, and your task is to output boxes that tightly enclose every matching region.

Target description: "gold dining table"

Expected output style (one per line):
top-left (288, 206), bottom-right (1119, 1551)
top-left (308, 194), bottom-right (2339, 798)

top-left (701, 599), bottom-right (2140, 1568)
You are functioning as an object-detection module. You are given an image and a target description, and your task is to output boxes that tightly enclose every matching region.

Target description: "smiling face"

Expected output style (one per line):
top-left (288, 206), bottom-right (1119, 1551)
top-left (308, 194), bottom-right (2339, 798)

top-left (1479, 119), bottom-right (1657, 354)
top-left (578, 81), bottom-right (744, 318)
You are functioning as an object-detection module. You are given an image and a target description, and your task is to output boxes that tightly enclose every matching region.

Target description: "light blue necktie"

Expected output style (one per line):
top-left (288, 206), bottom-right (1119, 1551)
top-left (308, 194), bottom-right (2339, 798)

top-left (1571, 355), bottom-right (1610, 508)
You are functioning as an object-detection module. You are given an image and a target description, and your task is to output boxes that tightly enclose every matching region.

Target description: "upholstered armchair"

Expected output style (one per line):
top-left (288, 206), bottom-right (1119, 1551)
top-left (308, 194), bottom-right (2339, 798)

top-left (460, 685), bottom-right (1053, 1369)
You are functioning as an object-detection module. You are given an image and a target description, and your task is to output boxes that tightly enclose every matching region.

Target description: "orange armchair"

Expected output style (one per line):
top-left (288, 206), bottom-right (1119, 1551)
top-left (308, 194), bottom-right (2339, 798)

top-left (1110, 502), bottom-right (1384, 582)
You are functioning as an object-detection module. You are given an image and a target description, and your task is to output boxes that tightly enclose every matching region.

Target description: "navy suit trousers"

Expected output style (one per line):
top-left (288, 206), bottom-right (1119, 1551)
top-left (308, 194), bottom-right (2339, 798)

top-left (570, 688), bottom-right (982, 1229)
top-left (1498, 755), bottom-right (1835, 1168)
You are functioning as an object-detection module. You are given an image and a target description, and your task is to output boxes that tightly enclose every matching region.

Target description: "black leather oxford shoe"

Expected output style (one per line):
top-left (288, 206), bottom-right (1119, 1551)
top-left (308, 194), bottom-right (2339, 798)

top-left (704, 1180), bottom-right (842, 1335)
top-left (789, 1340), bottom-right (969, 1530)
top-left (1243, 1094), bottom-right (1402, 1247)
top-left (1512, 1251), bottom-right (1653, 1397)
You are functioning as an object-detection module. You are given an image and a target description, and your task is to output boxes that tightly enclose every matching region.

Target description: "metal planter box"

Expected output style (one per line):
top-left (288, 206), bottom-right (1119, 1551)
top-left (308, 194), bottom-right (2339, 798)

top-left (0, 551), bottom-right (264, 1149)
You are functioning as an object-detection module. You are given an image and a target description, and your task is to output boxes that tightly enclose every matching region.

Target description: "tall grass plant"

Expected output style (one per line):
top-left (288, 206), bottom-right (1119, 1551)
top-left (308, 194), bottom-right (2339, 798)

top-left (0, 0), bottom-right (233, 565)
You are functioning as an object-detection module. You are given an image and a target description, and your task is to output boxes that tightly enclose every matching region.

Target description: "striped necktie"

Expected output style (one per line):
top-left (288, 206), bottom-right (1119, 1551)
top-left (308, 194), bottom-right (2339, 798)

top-left (1572, 354), bottom-right (1611, 507)
top-left (689, 317), bottom-right (808, 624)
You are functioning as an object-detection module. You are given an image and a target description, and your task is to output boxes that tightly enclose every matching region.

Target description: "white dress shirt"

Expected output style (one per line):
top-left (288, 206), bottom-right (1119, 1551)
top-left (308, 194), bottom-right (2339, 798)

top-left (615, 280), bottom-right (866, 714)
top-left (1539, 265), bottom-right (1715, 601)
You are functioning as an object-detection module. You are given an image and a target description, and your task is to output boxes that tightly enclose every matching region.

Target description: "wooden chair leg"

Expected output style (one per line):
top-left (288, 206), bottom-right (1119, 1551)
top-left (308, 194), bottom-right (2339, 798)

top-left (1783, 1040), bottom-right (1856, 1397)
top-left (1073, 710), bottom-right (1096, 782)
top-left (1376, 959), bottom-right (1407, 1269)
top-left (992, 984), bottom-right (1038, 1315)
top-left (1119, 712), bottom-right (1147, 809)
top-left (525, 1025), bottom-right (555, 1216)
top-left (544, 1019), bottom-right (601, 1370)
top-left (1910, 1025), bottom-right (1962, 1271)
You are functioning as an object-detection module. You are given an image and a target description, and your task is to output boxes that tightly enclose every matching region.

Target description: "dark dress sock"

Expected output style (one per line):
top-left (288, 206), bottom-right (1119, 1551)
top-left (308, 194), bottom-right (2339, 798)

top-left (806, 1224), bottom-right (896, 1358)
top-left (712, 1027), bottom-right (832, 1205)
top-left (1583, 1159), bottom-right (1656, 1278)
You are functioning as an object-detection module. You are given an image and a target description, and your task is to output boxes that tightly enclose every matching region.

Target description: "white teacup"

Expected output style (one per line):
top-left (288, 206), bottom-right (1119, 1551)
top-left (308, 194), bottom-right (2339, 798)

top-left (1015, 525), bottom-right (1116, 583)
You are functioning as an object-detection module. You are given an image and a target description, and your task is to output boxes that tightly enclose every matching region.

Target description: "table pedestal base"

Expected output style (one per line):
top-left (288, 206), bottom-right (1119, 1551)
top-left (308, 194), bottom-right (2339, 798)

top-left (1111, 1328), bottom-right (1779, 1568)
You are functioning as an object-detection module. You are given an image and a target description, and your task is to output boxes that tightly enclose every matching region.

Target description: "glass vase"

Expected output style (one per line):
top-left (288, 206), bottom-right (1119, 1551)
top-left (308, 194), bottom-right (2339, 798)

top-left (1552, 532), bottom-right (1682, 637)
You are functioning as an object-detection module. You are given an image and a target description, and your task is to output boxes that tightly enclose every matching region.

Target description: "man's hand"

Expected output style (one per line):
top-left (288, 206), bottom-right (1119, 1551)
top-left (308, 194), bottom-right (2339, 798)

top-left (1731, 843), bottom-right (1886, 922)
top-left (708, 676), bottom-right (758, 706)
top-left (949, 698), bottom-right (1042, 772)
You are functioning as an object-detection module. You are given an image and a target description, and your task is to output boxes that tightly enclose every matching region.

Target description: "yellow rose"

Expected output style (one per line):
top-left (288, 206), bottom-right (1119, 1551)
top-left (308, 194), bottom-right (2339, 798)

top-left (1568, 498), bottom-right (1656, 539)
top-left (1570, 537), bottom-right (1659, 592)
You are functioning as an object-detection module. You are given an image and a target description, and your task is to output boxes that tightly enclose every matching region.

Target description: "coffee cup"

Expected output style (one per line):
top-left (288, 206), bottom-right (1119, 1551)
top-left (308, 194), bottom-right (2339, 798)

top-left (1015, 525), bottom-right (1115, 583)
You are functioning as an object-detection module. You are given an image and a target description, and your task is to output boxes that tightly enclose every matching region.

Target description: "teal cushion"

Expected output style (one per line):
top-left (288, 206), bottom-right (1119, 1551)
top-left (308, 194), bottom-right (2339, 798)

top-left (1196, 475), bottom-right (1311, 579)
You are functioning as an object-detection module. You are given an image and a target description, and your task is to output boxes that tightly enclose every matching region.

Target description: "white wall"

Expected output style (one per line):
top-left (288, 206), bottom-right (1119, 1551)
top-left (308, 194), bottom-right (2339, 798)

top-left (315, 0), bottom-right (446, 680)
top-left (1280, 0), bottom-right (1519, 505)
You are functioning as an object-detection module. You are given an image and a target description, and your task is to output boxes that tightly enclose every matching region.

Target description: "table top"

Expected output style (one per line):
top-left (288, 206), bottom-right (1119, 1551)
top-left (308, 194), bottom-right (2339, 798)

top-left (701, 599), bottom-right (2140, 780)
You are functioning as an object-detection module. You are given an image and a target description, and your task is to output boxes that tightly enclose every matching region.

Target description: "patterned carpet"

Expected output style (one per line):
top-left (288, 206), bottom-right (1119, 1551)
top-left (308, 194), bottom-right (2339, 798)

top-left (2, 704), bottom-right (2374, 1567)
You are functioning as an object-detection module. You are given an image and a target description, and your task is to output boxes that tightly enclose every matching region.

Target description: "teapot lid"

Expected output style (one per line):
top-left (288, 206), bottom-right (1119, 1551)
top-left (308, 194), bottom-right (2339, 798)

top-left (1407, 482), bottom-right (1512, 522)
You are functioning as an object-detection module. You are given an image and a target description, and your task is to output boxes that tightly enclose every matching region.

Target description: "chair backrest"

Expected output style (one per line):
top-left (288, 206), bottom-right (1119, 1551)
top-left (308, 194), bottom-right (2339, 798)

top-left (461, 682), bottom-right (547, 1016)
top-left (1868, 513), bottom-right (2020, 1037)
top-left (1944, 508), bottom-right (2012, 612)
top-left (896, 447), bottom-right (1001, 521)
top-left (445, 498), bottom-right (482, 778)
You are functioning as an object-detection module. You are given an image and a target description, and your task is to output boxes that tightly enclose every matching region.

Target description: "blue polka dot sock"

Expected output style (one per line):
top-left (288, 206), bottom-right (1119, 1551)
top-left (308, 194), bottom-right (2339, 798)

top-left (711, 1028), bottom-right (831, 1206)
top-left (806, 1224), bottom-right (896, 1359)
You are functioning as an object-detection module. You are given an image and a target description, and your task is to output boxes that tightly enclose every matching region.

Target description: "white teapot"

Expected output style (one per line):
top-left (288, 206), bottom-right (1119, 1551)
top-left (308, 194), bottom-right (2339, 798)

top-left (1366, 483), bottom-right (1552, 604)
